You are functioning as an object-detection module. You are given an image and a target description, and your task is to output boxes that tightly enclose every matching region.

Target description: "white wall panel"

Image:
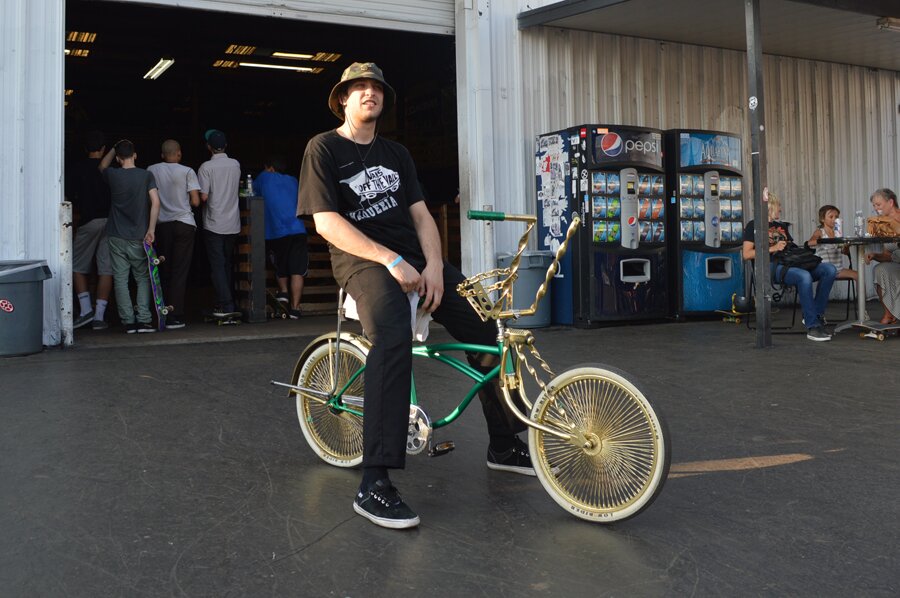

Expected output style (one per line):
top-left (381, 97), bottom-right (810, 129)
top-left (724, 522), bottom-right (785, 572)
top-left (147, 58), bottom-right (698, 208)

top-left (108, 0), bottom-right (455, 34)
top-left (0, 0), bottom-right (65, 346)
top-left (518, 26), bottom-right (900, 298)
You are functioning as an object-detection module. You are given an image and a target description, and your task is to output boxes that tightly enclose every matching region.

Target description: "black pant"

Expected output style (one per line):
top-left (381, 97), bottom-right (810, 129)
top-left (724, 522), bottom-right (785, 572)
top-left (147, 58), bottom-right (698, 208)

top-left (203, 230), bottom-right (237, 311)
top-left (344, 261), bottom-right (526, 470)
top-left (155, 221), bottom-right (195, 318)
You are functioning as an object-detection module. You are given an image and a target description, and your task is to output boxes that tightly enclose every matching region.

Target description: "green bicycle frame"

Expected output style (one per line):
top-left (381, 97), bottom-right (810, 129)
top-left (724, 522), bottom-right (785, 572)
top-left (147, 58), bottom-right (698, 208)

top-left (324, 339), bottom-right (509, 428)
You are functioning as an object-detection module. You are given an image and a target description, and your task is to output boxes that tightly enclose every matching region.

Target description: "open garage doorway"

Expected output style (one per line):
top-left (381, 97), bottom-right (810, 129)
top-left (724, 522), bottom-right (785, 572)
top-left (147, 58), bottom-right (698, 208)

top-left (64, 0), bottom-right (460, 319)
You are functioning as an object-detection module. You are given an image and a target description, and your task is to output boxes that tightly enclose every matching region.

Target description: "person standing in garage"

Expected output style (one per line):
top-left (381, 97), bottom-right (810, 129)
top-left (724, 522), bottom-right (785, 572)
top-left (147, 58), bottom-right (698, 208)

top-left (298, 63), bottom-right (531, 530)
top-left (197, 129), bottom-right (241, 316)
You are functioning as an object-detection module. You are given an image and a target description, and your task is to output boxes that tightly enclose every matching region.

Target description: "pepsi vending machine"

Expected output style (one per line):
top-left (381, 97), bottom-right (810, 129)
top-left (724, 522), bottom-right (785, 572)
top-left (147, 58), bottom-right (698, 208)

top-left (664, 130), bottom-right (745, 318)
top-left (536, 125), bottom-right (667, 326)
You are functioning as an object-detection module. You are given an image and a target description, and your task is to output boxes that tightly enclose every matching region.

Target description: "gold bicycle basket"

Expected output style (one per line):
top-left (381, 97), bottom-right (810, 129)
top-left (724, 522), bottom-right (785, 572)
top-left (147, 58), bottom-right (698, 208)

top-left (457, 267), bottom-right (517, 322)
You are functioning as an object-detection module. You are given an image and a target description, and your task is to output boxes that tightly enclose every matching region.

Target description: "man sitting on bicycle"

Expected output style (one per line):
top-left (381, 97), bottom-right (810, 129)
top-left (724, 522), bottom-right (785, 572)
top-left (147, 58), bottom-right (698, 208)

top-left (298, 62), bottom-right (532, 529)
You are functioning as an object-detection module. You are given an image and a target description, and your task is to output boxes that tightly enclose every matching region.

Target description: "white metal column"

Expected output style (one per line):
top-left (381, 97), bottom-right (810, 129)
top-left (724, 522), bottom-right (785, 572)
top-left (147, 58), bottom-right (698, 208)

top-left (0, 0), bottom-right (66, 346)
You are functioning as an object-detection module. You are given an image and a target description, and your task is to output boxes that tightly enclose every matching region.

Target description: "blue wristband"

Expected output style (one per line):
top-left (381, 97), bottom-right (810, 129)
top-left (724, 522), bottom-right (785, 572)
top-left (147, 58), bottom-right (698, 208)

top-left (387, 255), bottom-right (404, 270)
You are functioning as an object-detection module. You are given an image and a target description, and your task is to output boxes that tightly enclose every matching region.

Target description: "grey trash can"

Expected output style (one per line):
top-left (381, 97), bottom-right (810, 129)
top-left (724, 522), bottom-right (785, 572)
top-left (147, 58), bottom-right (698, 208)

top-left (0, 260), bottom-right (53, 357)
top-left (497, 251), bottom-right (553, 328)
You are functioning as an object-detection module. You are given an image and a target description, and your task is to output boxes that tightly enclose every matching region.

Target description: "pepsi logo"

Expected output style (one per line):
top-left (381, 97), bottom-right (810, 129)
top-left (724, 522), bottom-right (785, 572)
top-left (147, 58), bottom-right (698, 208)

top-left (627, 216), bottom-right (637, 226)
top-left (600, 133), bottom-right (623, 157)
top-left (711, 216), bottom-right (719, 227)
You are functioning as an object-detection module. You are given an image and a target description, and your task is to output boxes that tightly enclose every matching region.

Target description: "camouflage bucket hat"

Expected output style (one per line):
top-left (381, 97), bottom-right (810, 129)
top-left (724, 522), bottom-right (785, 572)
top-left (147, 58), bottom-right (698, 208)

top-left (327, 62), bottom-right (396, 120)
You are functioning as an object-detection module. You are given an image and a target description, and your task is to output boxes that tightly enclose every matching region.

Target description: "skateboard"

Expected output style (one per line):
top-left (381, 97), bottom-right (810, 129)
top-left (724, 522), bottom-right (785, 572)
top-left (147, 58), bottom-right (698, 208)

top-left (143, 241), bottom-right (172, 331)
top-left (714, 309), bottom-right (752, 324)
top-left (851, 321), bottom-right (900, 341)
top-left (203, 311), bottom-right (242, 326)
top-left (266, 290), bottom-right (290, 320)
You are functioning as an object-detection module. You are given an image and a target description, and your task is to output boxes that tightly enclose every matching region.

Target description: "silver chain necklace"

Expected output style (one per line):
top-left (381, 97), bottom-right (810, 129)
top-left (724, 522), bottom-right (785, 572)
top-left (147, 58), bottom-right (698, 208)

top-left (347, 119), bottom-right (377, 183)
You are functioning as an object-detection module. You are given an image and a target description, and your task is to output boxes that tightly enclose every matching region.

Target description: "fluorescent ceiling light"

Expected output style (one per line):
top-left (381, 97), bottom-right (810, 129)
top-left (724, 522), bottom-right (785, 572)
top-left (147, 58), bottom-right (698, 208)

top-left (65, 48), bottom-right (90, 58)
top-left (271, 51), bottom-right (313, 60)
top-left (877, 17), bottom-right (900, 32)
top-left (212, 60), bottom-right (239, 69)
top-left (225, 44), bottom-right (257, 55)
top-left (239, 62), bottom-right (318, 73)
top-left (66, 31), bottom-right (97, 43)
top-left (143, 58), bottom-right (175, 80)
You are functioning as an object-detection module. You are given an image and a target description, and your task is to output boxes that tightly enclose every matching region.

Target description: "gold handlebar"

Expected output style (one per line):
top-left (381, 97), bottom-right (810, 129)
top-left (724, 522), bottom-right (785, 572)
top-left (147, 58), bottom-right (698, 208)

top-left (457, 213), bottom-right (582, 322)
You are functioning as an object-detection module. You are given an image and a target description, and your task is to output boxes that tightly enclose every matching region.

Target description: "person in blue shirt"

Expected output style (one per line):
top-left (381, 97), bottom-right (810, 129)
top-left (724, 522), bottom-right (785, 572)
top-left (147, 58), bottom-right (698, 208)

top-left (256, 156), bottom-right (308, 318)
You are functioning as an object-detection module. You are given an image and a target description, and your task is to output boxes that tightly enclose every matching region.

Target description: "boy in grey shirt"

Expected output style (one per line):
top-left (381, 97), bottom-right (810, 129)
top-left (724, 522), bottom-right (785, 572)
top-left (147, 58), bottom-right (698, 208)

top-left (99, 140), bottom-right (161, 333)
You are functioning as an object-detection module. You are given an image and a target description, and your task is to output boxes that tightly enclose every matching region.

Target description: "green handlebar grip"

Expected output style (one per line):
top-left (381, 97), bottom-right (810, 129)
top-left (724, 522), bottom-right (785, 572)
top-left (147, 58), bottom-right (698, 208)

top-left (467, 210), bottom-right (505, 221)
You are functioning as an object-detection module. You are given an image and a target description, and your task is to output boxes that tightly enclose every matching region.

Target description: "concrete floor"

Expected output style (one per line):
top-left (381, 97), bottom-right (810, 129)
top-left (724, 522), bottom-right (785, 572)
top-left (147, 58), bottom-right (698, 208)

top-left (1, 305), bottom-right (898, 597)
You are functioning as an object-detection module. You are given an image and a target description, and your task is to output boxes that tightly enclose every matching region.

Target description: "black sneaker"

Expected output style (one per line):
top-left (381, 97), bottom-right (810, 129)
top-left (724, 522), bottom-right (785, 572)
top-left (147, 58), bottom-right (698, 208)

top-left (486, 437), bottom-right (536, 476)
top-left (289, 308), bottom-right (302, 320)
top-left (136, 322), bottom-right (156, 333)
top-left (807, 326), bottom-right (831, 342)
top-left (353, 479), bottom-right (420, 529)
top-left (125, 323), bottom-right (139, 334)
top-left (275, 292), bottom-right (289, 304)
top-left (166, 318), bottom-right (186, 329)
top-left (73, 311), bottom-right (94, 329)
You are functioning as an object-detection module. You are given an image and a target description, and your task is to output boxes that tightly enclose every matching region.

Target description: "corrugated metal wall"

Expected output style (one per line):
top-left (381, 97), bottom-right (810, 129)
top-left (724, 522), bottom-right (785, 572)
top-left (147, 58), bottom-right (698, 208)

top-left (0, 0), bottom-right (65, 346)
top-left (519, 27), bottom-right (900, 297)
top-left (107, 0), bottom-right (455, 34)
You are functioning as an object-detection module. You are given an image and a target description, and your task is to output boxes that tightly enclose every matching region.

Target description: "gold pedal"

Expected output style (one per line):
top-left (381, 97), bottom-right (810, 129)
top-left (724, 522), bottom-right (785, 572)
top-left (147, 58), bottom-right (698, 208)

top-left (428, 441), bottom-right (455, 457)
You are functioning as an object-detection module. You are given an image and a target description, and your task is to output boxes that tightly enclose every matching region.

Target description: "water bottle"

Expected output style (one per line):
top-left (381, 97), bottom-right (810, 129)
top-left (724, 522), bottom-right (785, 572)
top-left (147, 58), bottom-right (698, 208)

top-left (833, 217), bottom-right (842, 237)
top-left (854, 210), bottom-right (864, 237)
top-left (246, 174), bottom-right (254, 197)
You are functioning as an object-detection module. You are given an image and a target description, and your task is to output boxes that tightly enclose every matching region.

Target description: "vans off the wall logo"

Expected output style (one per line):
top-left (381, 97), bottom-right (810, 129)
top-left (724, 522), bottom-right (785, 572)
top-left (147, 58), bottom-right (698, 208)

top-left (342, 165), bottom-right (401, 222)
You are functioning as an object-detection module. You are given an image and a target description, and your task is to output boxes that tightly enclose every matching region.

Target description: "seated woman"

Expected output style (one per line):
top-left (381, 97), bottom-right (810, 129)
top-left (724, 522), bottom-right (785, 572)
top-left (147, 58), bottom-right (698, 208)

top-left (864, 188), bottom-right (900, 324)
top-left (807, 204), bottom-right (857, 282)
top-left (742, 192), bottom-right (837, 341)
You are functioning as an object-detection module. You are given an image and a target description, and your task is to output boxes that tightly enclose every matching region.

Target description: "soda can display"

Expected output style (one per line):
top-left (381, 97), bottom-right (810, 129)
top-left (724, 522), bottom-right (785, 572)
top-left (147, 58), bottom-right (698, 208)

top-left (593, 196), bottom-right (607, 218)
top-left (680, 198), bottom-right (693, 219)
top-left (651, 199), bottom-right (664, 219)
top-left (679, 174), bottom-right (692, 197)
top-left (639, 199), bottom-right (651, 219)
top-left (681, 220), bottom-right (693, 241)
top-left (640, 221), bottom-right (652, 242)
top-left (591, 171), bottom-right (606, 194)
top-left (593, 220), bottom-right (607, 243)
top-left (607, 197), bottom-right (621, 218)
top-left (731, 200), bottom-right (742, 221)
top-left (693, 221), bottom-right (706, 241)
top-left (608, 222), bottom-right (621, 243)
top-left (652, 222), bottom-right (665, 242)
top-left (693, 198), bottom-right (705, 218)
top-left (606, 173), bottom-right (621, 195)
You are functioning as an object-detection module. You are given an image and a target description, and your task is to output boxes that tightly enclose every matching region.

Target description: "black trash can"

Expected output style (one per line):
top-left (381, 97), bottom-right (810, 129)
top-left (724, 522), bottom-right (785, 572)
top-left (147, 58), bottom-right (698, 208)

top-left (497, 251), bottom-right (553, 328)
top-left (0, 260), bottom-right (53, 357)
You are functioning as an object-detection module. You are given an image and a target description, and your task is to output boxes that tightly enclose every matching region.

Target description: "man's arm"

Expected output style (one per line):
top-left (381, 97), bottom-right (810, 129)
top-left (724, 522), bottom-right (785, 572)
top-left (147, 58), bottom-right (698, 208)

top-left (98, 147), bottom-right (115, 172)
top-left (409, 201), bottom-right (444, 312)
top-left (189, 190), bottom-right (201, 208)
top-left (312, 211), bottom-right (420, 292)
top-left (145, 188), bottom-right (160, 244)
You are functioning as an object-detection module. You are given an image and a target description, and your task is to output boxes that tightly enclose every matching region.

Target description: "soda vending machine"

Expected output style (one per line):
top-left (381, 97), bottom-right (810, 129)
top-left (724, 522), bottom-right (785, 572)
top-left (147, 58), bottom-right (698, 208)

top-left (535, 125), bottom-right (667, 326)
top-left (664, 130), bottom-right (745, 318)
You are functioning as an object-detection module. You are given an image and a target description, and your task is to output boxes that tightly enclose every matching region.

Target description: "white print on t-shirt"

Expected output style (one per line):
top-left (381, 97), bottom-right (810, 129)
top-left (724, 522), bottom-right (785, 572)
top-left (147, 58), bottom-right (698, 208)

top-left (341, 165), bottom-right (402, 222)
top-left (341, 165), bottom-right (400, 201)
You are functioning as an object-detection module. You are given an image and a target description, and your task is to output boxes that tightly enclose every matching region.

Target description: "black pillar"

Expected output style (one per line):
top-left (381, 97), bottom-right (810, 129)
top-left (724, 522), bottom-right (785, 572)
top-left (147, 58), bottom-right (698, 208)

top-left (745, 0), bottom-right (772, 348)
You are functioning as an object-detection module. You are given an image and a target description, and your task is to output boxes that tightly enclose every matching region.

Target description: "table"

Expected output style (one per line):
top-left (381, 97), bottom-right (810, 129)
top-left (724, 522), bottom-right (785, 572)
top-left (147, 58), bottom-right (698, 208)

top-left (817, 235), bottom-right (900, 332)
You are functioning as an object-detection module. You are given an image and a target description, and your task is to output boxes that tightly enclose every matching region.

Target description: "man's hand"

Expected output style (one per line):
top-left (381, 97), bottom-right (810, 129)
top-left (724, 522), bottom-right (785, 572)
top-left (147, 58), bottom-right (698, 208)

top-left (417, 261), bottom-right (444, 312)
top-left (388, 260), bottom-right (420, 294)
top-left (771, 240), bottom-right (787, 253)
top-left (144, 230), bottom-right (155, 244)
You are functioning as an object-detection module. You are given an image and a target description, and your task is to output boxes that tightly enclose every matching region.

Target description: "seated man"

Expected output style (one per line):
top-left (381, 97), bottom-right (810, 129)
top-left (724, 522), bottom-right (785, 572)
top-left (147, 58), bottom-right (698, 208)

top-left (299, 62), bottom-right (530, 530)
top-left (742, 192), bottom-right (837, 341)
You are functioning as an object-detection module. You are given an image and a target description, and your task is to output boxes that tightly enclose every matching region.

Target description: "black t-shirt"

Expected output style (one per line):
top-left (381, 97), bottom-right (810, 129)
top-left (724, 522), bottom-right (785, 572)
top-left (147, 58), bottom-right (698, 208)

top-left (298, 130), bottom-right (426, 284)
top-left (743, 219), bottom-right (793, 248)
top-left (66, 157), bottom-right (111, 224)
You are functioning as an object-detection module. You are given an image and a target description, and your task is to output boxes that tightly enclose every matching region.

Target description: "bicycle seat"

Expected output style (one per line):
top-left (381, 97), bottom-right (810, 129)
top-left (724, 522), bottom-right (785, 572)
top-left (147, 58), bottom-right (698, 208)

top-left (341, 289), bottom-right (433, 342)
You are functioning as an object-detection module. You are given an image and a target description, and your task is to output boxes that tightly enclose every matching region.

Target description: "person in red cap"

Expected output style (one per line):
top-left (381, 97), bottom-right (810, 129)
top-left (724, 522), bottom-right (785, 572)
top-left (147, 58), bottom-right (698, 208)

top-left (298, 62), bottom-right (531, 529)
